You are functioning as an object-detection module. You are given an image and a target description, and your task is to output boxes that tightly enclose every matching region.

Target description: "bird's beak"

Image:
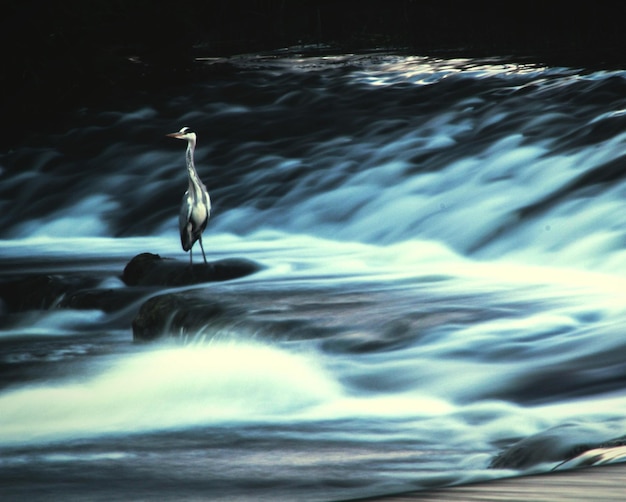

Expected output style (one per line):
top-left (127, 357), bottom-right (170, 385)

top-left (167, 132), bottom-right (184, 139)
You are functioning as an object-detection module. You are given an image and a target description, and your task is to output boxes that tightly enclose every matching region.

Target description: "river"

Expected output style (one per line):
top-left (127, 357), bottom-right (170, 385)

top-left (1, 53), bottom-right (626, 501)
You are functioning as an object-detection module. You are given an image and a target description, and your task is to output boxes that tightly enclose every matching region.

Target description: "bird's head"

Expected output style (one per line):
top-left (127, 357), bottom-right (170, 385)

top-left (167, 126), bottom-right (196, 142)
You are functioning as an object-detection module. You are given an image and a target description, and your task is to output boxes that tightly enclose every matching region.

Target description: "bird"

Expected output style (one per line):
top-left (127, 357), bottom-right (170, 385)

top-left (167, 126), bottom-right (211, 266)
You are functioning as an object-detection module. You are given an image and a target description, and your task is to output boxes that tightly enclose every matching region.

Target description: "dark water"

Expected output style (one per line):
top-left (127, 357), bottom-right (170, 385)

top-left (2, 53), bottom-right (626, 501)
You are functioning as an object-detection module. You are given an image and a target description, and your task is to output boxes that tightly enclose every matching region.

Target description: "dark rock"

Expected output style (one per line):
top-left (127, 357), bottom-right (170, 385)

top-left (57, 287), bottom-right (152, 313)
top-left (131, 287), bottom-right (346, 342)
top-left (0, 274), bottom-right (99, 312)
top-left (0, 253), bottom-right (262, 318)
top-left (131, 284), bottom-right (490, 346)
top-left (122, 252), bottom-right (263, 287)
top-left (132, 292), bottom-right (243, 342)
top-left (555, 438), bottom-right (626, 470)
top-left (490, 423), bottom-right (620, 470)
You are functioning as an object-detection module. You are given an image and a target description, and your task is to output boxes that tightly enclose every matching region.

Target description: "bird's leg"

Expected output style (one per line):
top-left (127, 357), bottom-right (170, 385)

top-left (198, 236), bottom-right (208, 265)
top-left (189, 247), bottom-right (193, 268)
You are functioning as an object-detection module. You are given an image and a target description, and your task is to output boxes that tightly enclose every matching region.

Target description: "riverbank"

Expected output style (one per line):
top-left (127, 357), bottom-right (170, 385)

top-left (358, 462), bottom-right (626, 501)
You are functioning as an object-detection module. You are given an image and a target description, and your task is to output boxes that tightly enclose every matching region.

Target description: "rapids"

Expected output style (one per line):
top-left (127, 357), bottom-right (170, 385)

top-left (1, 53), bottom-right (626, 501)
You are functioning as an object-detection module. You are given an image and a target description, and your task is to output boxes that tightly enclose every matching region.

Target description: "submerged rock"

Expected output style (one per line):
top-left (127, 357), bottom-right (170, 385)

top-left (57, 287), bottom-right (152, 313)
top-left (555, 441), bottom-right (626, 470)
top-left (122, 252), bottom-right (263, 287)
top-left (490, 423), bottom-right (625, 470)
top-left (132, 292), bottom-right (244, 342)
top-left (131, 284), bottom-right (490, 345)
top-left (0, 253), bottom-right (263, 316)
top-left (0, 274), bottom-right (99, 313)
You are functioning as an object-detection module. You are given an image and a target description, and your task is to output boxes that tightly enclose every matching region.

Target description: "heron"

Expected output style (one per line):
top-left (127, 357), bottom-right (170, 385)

top-left (167, 126), bottom-right (211, 265)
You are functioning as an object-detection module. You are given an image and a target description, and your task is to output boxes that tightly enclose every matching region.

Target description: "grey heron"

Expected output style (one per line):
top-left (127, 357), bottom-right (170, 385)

top-left (167, 126), bottom-right (211, 265)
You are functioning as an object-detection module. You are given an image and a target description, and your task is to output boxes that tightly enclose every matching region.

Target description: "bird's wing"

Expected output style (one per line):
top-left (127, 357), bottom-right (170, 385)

top-left (200, 190), bottom-right (211, 232)
top-left (179, 191), bottom-right (194, 251)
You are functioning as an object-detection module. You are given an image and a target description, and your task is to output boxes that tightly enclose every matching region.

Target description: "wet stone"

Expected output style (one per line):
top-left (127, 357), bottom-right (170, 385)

top-left (0, 253), bottom-right (263, 316)
top-left (490, 424), bottom-right (625, 470)
top-left (132, 292), bottom-right (244, 342)
top-left (57, 287), bottom-right (152, 313)
top-left (0, 274), bottom-right (99, 313)
top-left (122, 252), bottom-right (263, 287)
top-left (130, 285), bottom-right (493, 347)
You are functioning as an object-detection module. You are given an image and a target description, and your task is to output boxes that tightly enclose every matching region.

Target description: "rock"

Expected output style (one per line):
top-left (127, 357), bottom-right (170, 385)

top-left (490, 423), bottom-right (622, 470)
top-left (122, 252), bottom-right (263, 286)
top-left (57, 287), bottom-right (152, 313)
top-left (132, 292), bottom-right (243, 342)
top-left (0, 253), bottom-right (262, 317)
top-left (131, 284), bottom-right (486, 345)
top-left (0, 274), bottom-right (99, 312)
top-left (555, 442), bottom-right (626, 470)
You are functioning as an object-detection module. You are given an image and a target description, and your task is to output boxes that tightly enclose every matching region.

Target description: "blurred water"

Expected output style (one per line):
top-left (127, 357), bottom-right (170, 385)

top-left (1, 53), bottom-right (626, 501)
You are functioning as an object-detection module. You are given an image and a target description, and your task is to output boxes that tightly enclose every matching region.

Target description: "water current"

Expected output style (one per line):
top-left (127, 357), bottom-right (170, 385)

top-left (1, 53), bottom-right (626, 500)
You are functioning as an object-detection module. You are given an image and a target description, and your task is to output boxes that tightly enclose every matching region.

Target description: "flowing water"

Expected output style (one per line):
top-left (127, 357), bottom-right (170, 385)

top-left (2, 53), bottom-right (626, 500)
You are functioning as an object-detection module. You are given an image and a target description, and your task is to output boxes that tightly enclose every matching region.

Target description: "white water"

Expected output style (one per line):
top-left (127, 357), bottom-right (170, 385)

top-left (2, 54), bottom-right (626, 500)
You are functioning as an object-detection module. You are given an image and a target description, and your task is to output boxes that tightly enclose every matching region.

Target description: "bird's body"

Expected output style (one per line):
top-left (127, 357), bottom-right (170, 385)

top-left (167, 127), bottom-right (211, 265)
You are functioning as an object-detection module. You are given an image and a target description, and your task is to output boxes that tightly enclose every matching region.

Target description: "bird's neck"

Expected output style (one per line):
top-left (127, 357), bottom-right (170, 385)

top-left (186, 140), bottom-right (205, 195)
top-left (185, 140), bottom-right (196, 173)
